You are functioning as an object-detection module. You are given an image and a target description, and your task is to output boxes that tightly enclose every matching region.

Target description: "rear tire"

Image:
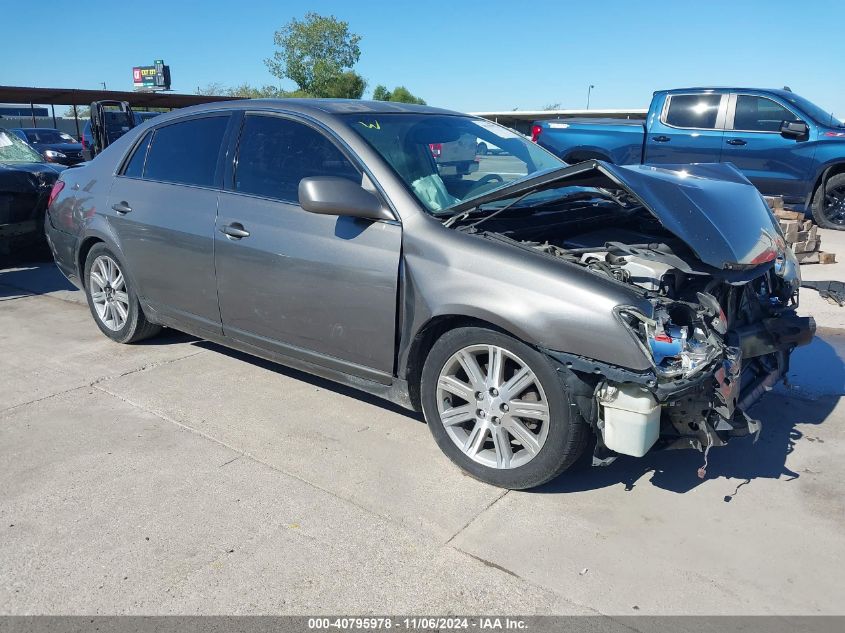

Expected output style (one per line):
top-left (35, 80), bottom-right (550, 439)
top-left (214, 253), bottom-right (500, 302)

top-left (421, 327), bottom-right (590, 489)
top-left (83, 243), bottom-right (161, 343)
top-left (812, 172), bottom-right (845, 230)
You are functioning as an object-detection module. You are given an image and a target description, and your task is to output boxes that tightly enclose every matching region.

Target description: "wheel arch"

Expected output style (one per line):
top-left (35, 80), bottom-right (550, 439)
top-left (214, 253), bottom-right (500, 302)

top-left (76, 236), bottom-right (105, 285)
top-left (807, 161), bottom-right (845, 209)
top-left (75, 230), bottom-right (147, 318)
top-left (403, 313), bottom-right (528, 411)
top-left (563, 149), bottom-right (613, 164)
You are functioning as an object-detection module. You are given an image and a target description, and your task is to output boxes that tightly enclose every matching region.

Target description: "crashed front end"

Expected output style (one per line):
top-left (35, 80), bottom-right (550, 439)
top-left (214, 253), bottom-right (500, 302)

top-left (462, 161), bottom-right (816, 471)
top-left (548, 262), bottom-right (814, 469)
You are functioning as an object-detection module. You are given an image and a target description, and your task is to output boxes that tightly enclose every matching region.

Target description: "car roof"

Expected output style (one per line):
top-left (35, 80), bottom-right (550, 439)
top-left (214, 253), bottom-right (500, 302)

top-left (157, 98), bottom-right (463, 118)
top-left (13, 127), bottom-right (63, 132)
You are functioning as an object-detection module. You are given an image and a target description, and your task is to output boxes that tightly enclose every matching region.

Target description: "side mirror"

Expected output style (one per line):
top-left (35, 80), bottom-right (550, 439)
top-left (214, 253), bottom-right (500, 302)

top-left (780, 120), bottom-right (809, 141)
top-left (298, 176), bottom-right (394, 221)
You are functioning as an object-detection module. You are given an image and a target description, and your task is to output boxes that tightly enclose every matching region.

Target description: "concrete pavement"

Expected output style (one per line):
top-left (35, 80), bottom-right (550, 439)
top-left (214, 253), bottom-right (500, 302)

top-left (1, 240), bottom-right (843, 616)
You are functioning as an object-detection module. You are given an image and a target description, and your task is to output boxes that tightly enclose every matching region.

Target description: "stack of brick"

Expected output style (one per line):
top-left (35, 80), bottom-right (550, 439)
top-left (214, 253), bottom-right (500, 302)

top-left (763, 196), bottom-right (836, 264)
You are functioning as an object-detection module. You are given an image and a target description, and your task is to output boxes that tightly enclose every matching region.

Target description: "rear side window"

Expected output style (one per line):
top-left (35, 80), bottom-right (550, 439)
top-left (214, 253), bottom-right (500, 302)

top-left (664, 94), bottom-right (722, 129)
top-left (733, 95), bottom-right (800, 132)
top-left (234, 115), bottom-right (359, 202)
top-left (144, 116), bottom-right (229, 187)
top-left (122, 131), bottom-right (152, 178)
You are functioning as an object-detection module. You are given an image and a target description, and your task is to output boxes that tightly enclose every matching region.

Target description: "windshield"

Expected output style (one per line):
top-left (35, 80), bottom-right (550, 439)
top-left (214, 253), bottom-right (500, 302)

top-left (24, 129), bottom-right (76, 144)
top-left (781, 92), bottom-right (843, 127)
top-left (342, 113), bottom-right (563, 213)
top-left (0, 129), bottom-right (45, 163)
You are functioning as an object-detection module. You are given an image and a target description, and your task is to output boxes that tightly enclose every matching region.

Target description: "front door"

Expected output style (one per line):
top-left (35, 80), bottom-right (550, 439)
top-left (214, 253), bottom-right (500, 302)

top-left (721, 93), bottom-right (816, 201)
top-left (214, 113), bottom-right (402, 379)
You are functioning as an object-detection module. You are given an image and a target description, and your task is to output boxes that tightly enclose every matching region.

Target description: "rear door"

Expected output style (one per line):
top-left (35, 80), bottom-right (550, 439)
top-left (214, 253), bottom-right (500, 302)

top-left (214, 112), bottom-right (402, 379)
top-left (644, 93), bottom-right (727, 164)
top-left (721, 93), bottom-right (816, 199)
top-left (107, 113), bottom-right (231, 336)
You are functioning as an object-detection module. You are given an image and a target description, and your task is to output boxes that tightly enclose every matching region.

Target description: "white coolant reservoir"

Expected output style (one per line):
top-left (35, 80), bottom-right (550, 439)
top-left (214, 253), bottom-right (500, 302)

top-left (598, 383), bottom-right (661, 457)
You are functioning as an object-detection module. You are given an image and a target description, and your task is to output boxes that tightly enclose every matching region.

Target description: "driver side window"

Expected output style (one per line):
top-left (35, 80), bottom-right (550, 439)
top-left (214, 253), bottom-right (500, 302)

top-left (235, 115), bottom-right (360, 203)
top-left (733, 95), bottom-right (800, 132)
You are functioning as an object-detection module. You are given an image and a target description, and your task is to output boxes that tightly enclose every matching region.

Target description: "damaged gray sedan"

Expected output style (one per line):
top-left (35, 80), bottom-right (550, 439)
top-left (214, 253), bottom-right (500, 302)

top-left (45, 100), bottom-right (814, 489)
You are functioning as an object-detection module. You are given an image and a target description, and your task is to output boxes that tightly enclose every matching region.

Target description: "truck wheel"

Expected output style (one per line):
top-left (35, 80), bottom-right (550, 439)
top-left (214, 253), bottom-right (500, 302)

top-left (812, 172), bottom-right (845, 230)
top-left (421, 327), bottom-right (590, 489)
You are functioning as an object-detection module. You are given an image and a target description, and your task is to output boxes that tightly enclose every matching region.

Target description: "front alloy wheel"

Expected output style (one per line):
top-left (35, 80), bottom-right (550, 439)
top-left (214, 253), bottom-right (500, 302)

top-left (422, 327), bottom-right (589, 489)
top-left (436, 344), bottom-right (550, 469)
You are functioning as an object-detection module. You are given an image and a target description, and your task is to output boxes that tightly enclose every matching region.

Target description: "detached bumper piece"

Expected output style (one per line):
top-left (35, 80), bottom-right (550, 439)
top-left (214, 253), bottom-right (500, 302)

top-left (802, 280), bottom-right (845, 306)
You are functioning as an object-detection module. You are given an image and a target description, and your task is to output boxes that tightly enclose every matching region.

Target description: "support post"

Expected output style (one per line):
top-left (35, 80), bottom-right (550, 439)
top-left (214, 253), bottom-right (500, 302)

top-left (72, 104), bottom-right (80, 139)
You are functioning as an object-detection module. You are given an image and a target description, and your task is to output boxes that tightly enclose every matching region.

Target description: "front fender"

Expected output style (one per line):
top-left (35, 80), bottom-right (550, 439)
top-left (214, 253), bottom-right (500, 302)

top-left (396, 220), bottom-right (653, 377)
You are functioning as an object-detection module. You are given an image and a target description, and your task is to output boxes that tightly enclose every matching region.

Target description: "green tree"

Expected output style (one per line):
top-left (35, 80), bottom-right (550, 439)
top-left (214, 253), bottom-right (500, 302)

top-left (321, 71), bottom-right (367, 99)
top-left (195, 83), bottom-right (286, 99)
top-left (372, 85), bottom-right (391, 101)
top-left (63, 105), bottom-right (90, 118)
top-left (195, 82), bottom-right (227, 96)
top-left (371, 84), bottom-right (425, 105)
top-left (264, 12), bottom-right (362, 97)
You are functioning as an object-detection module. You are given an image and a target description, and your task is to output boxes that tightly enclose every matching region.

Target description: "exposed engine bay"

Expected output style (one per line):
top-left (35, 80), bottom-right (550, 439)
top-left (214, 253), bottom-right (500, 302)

top-left (453, 186), bottom-right (815, 471)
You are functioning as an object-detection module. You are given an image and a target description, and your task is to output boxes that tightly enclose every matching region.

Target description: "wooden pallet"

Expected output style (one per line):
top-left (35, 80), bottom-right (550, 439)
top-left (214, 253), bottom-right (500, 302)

top-left (764, 196), bottom-right (836, 264)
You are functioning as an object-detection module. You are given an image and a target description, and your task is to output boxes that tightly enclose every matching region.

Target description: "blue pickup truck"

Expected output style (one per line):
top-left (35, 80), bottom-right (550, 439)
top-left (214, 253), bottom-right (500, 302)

top-left (531, 88), bottom-right (845, 229)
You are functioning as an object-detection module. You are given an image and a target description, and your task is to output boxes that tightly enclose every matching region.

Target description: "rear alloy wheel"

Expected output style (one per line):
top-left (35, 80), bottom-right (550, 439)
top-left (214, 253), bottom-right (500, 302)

top-left (84, 243), bottom-right (161, 343)
top-left (812, 172), bottom-right (845, 230)
top-left (89, 254), bottom-right (130, 331)
top-left (421, 327), bottom-right (589, 489)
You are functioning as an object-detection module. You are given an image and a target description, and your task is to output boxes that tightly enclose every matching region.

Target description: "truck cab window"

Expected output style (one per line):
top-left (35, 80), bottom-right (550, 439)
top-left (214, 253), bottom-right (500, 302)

top-left (733, 95), bottom-right (800, 132)
top-left (665, 94), bottom-right (722, 129)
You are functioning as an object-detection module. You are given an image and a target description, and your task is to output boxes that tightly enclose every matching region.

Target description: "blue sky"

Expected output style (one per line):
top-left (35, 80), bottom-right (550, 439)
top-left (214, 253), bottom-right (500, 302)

top-left (3, 0), bottom-right (844, 115)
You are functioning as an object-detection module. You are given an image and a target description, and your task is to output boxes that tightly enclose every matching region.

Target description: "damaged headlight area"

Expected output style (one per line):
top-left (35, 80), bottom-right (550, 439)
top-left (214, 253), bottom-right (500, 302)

top-left (548, 272), bottom-right (814, 476)
top-left (616, 294), bottom-right (727, 382)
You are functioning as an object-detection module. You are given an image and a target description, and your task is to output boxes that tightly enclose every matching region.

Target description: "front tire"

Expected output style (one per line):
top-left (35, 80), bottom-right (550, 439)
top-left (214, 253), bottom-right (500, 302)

top-left (421, 327), bottom-right (590, 489)
top-left (83, 243), bottom-right (161, 343)
top-left (812, 172), bottom-right (845, 230)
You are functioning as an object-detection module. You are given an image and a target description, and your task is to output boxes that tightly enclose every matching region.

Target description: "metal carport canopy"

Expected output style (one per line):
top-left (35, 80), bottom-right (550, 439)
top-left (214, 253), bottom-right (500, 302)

top-left (0, 85), bottom-right (244, 108)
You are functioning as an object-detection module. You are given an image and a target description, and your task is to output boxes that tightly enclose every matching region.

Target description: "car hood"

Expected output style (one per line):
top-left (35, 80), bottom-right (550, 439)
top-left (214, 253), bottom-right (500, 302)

top-left (0, 161), bottom-right (64, 193)
top-left (0, 161), bottom-right (64, 174)
top-left (450, 160), bottom-right (783, 270)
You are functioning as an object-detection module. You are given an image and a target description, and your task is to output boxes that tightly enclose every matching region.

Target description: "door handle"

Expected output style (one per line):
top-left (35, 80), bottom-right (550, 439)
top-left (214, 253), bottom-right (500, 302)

top-left (220, 222), bottom-right (250, 239)
top-left (652, 135), bottom-right (671, 143)
top-left (726, 138), bottom-right (747, 146)
top-left (111, 201), bottom-right (132, 214)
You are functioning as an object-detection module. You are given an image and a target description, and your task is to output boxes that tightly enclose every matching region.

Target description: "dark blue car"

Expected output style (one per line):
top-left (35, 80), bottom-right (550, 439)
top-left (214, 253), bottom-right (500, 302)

top-left (10, 128), bottom-right (84, 166)
top-left (532, 88), bottom-right (845, 229)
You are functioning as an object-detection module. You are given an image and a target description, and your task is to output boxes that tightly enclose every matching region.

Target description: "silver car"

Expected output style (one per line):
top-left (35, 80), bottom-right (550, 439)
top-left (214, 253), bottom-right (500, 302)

top-left (45, 99), bottom-right (813, 489)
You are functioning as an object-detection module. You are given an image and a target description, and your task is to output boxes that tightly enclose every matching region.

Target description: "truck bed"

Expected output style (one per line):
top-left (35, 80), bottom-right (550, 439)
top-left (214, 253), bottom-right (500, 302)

top-left (534, 118), bottom-right (646, 165)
